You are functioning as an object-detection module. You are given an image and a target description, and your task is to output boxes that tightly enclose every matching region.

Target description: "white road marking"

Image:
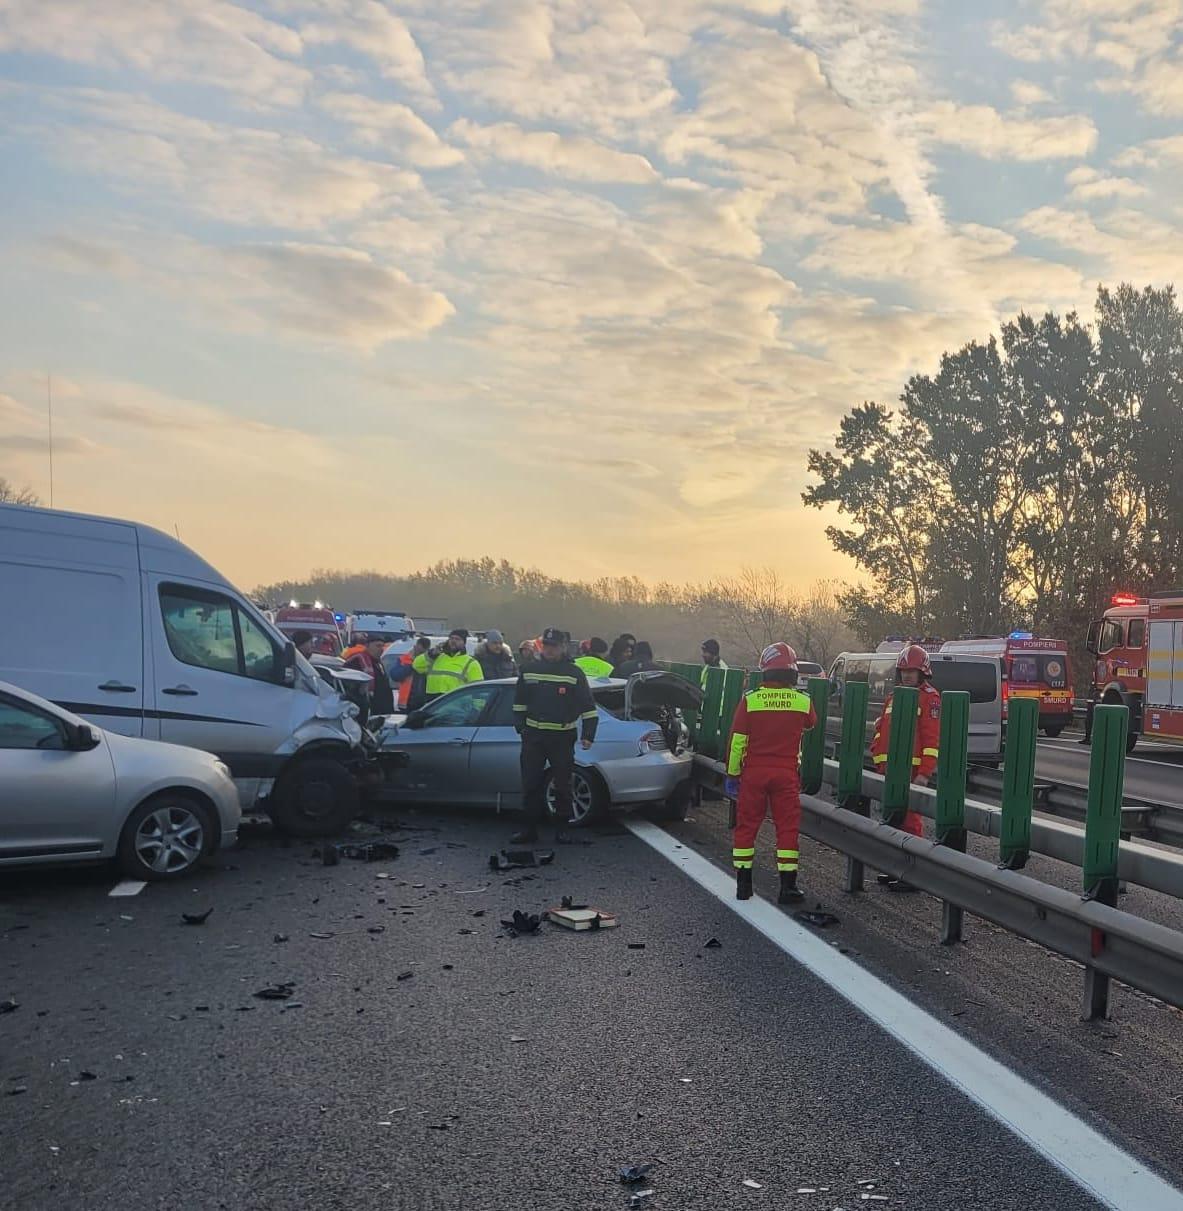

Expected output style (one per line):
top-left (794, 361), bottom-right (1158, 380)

top-left (626, 817), bottom-right (1183, 1211)
top-left (108, 880), bottom-right (146, 898)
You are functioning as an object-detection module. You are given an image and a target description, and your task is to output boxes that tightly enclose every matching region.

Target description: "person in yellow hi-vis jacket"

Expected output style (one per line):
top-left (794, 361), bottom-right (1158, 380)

top-left (412, 628), bottom-right (481, 703)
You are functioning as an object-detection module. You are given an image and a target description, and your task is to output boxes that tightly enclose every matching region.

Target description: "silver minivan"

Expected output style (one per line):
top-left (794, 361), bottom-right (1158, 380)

top-left (827, 651), bottom-right (1004, 765)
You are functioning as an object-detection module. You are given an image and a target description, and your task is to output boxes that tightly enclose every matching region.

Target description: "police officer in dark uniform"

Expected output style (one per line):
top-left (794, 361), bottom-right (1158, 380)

top-left (510, 627), bottom-right (599, 843)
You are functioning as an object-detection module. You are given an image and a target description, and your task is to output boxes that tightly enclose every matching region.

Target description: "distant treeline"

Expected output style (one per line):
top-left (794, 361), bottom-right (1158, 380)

top-left (253, 561), bottom-right (858, 670)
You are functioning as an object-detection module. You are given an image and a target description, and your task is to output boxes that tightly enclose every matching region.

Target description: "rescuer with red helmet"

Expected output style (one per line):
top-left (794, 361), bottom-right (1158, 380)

top-left (869, 643), bottom-right (941, 892)
top-left (724, 642), bottom-right (818, 905)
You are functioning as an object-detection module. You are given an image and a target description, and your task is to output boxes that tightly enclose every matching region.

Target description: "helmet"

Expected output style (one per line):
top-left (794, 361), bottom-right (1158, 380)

top-left (896, 643), bottom-right (931, 677)
top-left (759, 642), bottom-right (798, 672)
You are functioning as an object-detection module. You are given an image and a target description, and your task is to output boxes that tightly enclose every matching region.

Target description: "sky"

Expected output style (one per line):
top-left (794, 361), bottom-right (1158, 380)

top-left (1, 0), bottom-right (1182, 593)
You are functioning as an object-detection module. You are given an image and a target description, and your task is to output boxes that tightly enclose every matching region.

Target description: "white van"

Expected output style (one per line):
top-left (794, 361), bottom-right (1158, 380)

top-left (827, 650), bottom-right (1005, 765)
top-left (0, 503), bottom-right (369, 835)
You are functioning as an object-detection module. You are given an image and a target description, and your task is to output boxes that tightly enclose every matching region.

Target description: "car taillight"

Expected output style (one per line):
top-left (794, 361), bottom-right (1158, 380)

top-left (639, 730), bottom-right (668, 754)
top-left (1001, 679), bottom-right (1009, 720)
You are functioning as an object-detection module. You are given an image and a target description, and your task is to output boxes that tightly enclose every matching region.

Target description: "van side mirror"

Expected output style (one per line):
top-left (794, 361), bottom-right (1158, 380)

top-left (281, 640), bottom-right (296, 687)
top-left (67, 723), bottom-right (100, 751)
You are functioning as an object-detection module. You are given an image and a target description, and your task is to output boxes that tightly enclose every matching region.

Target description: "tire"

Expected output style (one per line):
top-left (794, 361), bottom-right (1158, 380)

top-left (117, 793), bottom-right (213, 881)
top-left (269, 757), bottom-right (359, 837)
top-left (1043, 725), bottom-right (1064, 738)
top-left (1127, 731), bottom-right (1138, 754)
top-left (546, 765), bottom-right (608, 826)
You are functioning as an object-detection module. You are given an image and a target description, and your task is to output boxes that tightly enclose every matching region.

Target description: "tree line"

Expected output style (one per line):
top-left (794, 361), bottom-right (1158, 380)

top-left (805, 283), bottom-right (1183, 662)
top-left (254, 560), bottom-right (858, 670)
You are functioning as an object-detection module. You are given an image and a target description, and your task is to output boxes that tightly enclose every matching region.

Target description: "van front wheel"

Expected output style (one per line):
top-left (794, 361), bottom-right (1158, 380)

top-left (270, 758), bottom-right (359, 837)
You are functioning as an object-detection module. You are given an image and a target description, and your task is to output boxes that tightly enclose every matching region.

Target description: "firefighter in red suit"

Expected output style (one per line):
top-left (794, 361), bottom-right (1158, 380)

top-left (869, 643), bottom-right (941, 892)
top-left (724, 643), bottom-right (817, 905)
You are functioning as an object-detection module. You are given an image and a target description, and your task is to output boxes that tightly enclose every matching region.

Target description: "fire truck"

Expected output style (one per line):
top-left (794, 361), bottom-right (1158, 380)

top-left (1085, 590), bottom-right (1183, 750)
top-left (274, 602), bottom-right (343, 657)
top-left (939, 633), bottom-right (1074, 736)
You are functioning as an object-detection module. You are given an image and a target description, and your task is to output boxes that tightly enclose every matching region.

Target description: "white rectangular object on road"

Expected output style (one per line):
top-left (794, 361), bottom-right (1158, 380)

top-left (108, 880), bottom-right (147, 897)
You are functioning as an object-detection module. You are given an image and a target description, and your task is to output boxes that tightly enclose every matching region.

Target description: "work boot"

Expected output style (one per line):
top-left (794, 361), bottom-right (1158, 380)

top-left (510, 826), bottom-right (539, 844)
top-left (735, 869), bottom-right (753, 900)
top-left (778, 872), bottom-right (805, 905)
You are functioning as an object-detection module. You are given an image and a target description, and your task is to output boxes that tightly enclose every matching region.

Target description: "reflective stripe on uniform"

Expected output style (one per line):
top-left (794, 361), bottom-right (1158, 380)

top-left (727, 731), bottom-right (749, 776)
top-left (872, 754), bottom-right (887, 765)
top-left (580, 710), bottom-right (598, 720)
top-left (922, 748), bottom-right (939, 758)
top-left (732, 846), bottom-right (755, 871)
top-left (513, 704), bottom-right (528, 712)
top-left (776, 848), bottom-right (799, 870)
top-left (745, 688), bottom-right (812, 714)
top-left (912, 756), bottom-right (922, 766)
top-left (525, 718), bottom-right (576, 731)
top-left (523, 673), bottom-right (578, 684)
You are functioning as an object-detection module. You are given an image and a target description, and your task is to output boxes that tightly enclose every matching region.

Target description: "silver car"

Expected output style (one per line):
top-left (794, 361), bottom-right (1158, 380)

top-left (376, 672), bottom-right (701, 823)
top-left (0, 680), bottom-right (241, 880)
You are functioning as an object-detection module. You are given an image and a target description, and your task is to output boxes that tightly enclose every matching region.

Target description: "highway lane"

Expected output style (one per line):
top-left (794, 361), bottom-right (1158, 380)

top-left (1, 806), bottom-right (1163, 1211)
top-left (1034, 737), bottom-right (1183, 808)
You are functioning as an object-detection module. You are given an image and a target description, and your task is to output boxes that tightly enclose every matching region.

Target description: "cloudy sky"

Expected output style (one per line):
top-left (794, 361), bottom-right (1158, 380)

top-left (1, 1), bottom-right (1181, 591)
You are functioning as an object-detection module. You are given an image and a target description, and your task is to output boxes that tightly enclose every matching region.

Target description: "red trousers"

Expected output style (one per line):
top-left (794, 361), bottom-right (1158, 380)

top-left (732, 765), bottom-right (802, 873)
top-left (902, 810), bottom-right (923, 837)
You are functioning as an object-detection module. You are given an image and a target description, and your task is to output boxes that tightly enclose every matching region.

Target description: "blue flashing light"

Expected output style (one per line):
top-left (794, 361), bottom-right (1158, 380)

top-left (1009, 631), bottom-right (1033, 640)
top-left (334, 613), bottom-right (345, 623)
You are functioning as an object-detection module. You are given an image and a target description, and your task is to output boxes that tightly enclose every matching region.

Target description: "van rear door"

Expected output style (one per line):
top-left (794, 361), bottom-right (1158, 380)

top-left (0, 506), bottom-right (146, 736)
top-left (930, 654), bottom-right (1003, 762)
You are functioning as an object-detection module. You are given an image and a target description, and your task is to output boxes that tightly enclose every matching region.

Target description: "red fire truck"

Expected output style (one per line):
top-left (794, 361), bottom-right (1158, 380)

top-left (939, 634), bottom-right (1074, 736)
top-left (1085, 590), bottom-right (1183, 749)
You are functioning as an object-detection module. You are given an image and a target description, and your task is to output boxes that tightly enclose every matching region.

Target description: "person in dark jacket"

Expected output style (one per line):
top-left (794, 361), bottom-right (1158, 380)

top-left (608, 634), bottom-right (635, 670)
top-left (510, 627), bottom-right (598, 843)
top-left (344, 635), bottom-right (392, 723)
top-left (475, 629), bottom-right (517, 680)
top-left (614, 640), bottom-right (657, 677)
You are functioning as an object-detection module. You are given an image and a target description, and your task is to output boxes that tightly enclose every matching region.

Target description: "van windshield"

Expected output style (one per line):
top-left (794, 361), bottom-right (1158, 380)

top-left (930, 661), bottom-right (997, 702)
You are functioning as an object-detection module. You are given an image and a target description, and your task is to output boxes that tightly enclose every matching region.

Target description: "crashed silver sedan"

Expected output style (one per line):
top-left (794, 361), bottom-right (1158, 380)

top-left (374, 671), bottom-right (701, 823)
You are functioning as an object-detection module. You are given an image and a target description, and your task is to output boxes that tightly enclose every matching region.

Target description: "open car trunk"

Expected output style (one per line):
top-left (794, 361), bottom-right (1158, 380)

top-left (624, 670), bottom-right (703, 717)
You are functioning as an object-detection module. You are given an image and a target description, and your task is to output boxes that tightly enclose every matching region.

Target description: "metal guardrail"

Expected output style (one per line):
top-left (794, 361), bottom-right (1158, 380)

top-left (691, 686), bottom-right (1183, 1019)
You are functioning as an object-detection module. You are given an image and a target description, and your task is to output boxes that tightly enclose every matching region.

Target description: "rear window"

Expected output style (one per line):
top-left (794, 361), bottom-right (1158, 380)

top-left (1010, 653), bottom-right (1067, 688)
top-left (930, 660), bottom-right (998, 703)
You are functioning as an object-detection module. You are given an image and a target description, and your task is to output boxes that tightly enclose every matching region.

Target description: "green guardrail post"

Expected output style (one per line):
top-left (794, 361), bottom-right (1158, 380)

top-left (999, 697), bottom-right (1038, 871)
top-left (1082, 703), bottom-right (1128, 1021)
top-left (719, 668), bottom-right (748, 757)
top-left (698, 665), bottom-right (725, 759)
top-left (881, 685), bottom-right (917, 829)
top-left (934, 691), bottom-right (970, 944)
top-left (799, 677), bottom-right (830, 796)
top-left (837, 679), bottom-right (871, 893)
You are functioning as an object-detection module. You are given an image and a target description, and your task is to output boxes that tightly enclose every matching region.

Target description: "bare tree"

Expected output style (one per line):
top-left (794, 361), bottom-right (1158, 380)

top-left (699, 567), bottom-right (799, 666)
top-left (789, 579), bottom-right (859, 667)
top-left (0, 478), bottom-right (39, 506)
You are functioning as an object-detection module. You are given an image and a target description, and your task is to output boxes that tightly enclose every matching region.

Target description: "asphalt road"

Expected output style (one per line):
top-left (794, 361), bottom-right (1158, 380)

top-left (1034, 736), bottom-right (1183, 808)
top-left (0, 804), bottom-right (1148, 1211)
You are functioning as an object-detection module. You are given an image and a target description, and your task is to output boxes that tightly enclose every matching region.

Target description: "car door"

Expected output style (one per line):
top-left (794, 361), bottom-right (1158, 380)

top-left (147, 580), bottom-right (298, 776)
top-left (388, 684), bottom-right (501, 803)
top-left (466, 686), bottom-right (525, 807)
top-left (0, 692), bottom-right (114, 862)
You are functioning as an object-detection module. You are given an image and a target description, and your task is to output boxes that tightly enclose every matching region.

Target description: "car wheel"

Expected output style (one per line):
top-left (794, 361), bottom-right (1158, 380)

top-left (546, 766), bottom-right (607, 826)
top-left (269, 757), bottom-right (359, 837)
top-left (117, 794), bottom-right (211, 881)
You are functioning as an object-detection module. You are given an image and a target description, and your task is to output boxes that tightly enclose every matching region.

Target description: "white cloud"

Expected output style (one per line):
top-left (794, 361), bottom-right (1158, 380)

top-left (449, 117), bottom-right (659, 183)
top-left (39, 89), bottom-right (420, 230)
top-left (1011, 79), bottom-right (1053, 105)
top-left (1065, 165), bottom-right (1147, 201)
top-left (301, 0), bottom-right (437, 108)
top-left (0, 0), bottom-right (308, 105)
top-left (920, 103), bottom-right (1097, 160)
top-left (319, 92), bottom-right (463, 167)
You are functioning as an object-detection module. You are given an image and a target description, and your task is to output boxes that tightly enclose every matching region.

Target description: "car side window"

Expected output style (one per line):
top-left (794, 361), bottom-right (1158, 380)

top-left (1127, 619), bottom-right (1146, 648)
top-left (0, 698), bottom-right (66, 750)
top-left (161, 588), bottom-right (240, 674)
top-left (160, 585), bottom-right (279, 682)
top-left (482, 687), bottom-right (519, 728)
top-left (421, 686), bottom-right (497, 729)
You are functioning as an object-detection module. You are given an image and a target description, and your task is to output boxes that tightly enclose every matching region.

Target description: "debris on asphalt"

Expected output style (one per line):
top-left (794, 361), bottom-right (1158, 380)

top-left (442, 964), bottom-right (453, 971)
top-left (742, 1178), bottom-right (763, 1189)
top-left (273, 933), bottom-right (289, 944)
top-left (325, 842), bottom-right (401, 863)
top-left (0, 999), bottom-right (18, 1015)
top-left (181, 908), bottom-right (213, 925)
top-left (860, 1196), bottom-right (889, 1203)
top-left (629, 1191), bottom-right (656, 1208)
top-left (560, 895), bottom-right (588, 910)
top-left (281, 1002), bottom-right (304, 1012)
top-left (309, 932), bottom-right (335, 939)
top-left (6, 1085), bottom-right (27, 1096)
top-left (546, 906), bottom-right (618, 931)
top-left (704, 938), bottom-right (722, 949)
top-left (510, 1035), bottom-right (528, 1043)
top-left (793, 908), bottom-right (842, 929)
top-left (618, 1163), bottom-right (654, 1184)
top-left (796, 1186), bottom-right (817, 1193)
top-left (472, 910), bottom-right (486, 918)
top-left (490, 848), bottom-right (556, 872)
top-left (367, 926), bottom-right (385, 934)
top-left (254, 983), bottom-right (296, 1001)
top-left (397, 971), bottom-right (414, 981)
top-left (627, 943), bottom-right (646, 950)
top-left (500, 910), bottom-right (542, 936)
